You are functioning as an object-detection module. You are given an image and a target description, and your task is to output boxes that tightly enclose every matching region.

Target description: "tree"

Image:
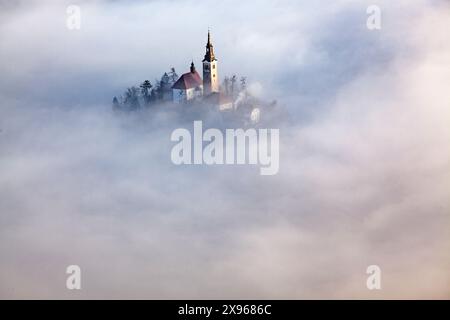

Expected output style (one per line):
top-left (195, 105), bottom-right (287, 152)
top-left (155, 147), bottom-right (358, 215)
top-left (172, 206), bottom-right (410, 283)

top-left (223, 77), bottom-right (230, 96)
top-left (150, 88), bottom-right (158, 102)
top-left (230, 75), bottom-right (237, 96)
top-left (154, 78), bottom-right (163, 100)
top-left (160, 73), bottom-right (172, 100)
top-left (112, 96), bottom-right (121, 110)
top-left (140, 80), bottom-right (153, 105)
top-left (123, 86), bottom-right (141, 110)
top-left (240, 77), bottom-right (247, 91)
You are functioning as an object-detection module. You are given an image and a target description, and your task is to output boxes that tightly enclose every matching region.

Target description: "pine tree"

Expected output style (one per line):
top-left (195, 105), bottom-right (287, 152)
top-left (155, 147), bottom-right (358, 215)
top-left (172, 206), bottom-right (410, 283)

top-left (154, 78), bottom-right (163, 100)
top-left (124, 86), bottom-right (141, 111)
top-left (223, 77), bottom-right (230, 96)
top-left (112, 96), bottom-right (121, 110)
top-left (140, 80), bottom-right (153, 105)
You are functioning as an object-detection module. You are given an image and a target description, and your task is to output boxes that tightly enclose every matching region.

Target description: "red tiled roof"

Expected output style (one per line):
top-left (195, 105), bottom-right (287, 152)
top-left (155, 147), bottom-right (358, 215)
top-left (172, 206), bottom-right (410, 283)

top-left (172, 71), bottom-right (203, 90)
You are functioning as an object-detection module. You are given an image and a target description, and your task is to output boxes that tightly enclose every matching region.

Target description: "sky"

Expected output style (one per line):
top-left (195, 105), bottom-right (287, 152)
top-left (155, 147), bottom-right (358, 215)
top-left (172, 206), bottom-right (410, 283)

top-left (0, 0), bottom-right (449, 299)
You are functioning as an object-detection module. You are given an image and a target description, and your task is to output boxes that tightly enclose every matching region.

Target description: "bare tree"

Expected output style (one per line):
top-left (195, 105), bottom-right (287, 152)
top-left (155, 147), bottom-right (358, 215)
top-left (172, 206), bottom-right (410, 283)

top-left (169, 68), bottom-right (179, 83)
top-left (230, 75), bottom-right (237, 96)
top-left (240, 76), bottom-right (247, 91)
top-left (223, 76), bottom-right (230, 96)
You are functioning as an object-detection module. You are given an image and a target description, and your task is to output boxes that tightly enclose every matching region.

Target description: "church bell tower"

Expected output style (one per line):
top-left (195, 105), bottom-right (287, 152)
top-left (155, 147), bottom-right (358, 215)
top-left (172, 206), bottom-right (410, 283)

top-left (203, 30), bottom-right (219, 95)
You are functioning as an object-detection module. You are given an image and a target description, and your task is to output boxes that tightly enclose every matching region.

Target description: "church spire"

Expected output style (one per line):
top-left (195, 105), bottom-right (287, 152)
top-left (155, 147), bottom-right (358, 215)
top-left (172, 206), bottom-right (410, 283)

top-left (202, 29), bottom-right (219, 94)
top-left (203, 30), bottom-right (216, 62)
top-left (190, 61), bottom-right (196, 73)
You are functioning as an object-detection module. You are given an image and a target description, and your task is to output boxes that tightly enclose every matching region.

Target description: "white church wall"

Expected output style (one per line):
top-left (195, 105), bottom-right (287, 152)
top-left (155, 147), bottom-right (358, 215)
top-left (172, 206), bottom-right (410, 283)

top-left (172, 86), bottom-right (203, 104)
top-left (186, 88), bottom-right (195, 100)
top-left (219, 102), bottom-right (233, 111)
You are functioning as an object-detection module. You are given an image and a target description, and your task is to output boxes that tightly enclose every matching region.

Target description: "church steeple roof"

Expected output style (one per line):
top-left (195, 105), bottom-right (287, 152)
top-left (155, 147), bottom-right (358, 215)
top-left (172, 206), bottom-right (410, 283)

top-left (172, 61), bottom-right (203, 90)
top-left (203, 30), bottom-right (216, 62)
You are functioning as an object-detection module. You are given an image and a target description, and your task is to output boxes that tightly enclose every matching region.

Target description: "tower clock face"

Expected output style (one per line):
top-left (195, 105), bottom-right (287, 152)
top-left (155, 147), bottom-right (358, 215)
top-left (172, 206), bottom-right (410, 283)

top-left (204, 65), bottom-right (210, 72)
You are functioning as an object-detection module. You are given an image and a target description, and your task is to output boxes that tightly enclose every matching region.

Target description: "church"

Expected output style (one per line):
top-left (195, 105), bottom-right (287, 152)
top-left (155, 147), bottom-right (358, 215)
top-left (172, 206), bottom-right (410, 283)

top-left (171, 31), bottom-right (232, 110)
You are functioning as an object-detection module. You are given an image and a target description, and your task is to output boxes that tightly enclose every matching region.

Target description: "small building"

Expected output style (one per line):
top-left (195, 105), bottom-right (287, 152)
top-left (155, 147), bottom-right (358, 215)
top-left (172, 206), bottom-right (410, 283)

top-left (172, 62), bottom-right (203, 103)
top-left (171, 31), bottom-right (231, 108)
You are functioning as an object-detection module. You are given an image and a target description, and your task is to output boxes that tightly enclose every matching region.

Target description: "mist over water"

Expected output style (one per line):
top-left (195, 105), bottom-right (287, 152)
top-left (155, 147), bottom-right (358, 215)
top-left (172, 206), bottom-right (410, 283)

top-left (0, 0), bottom-right (449, 298)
